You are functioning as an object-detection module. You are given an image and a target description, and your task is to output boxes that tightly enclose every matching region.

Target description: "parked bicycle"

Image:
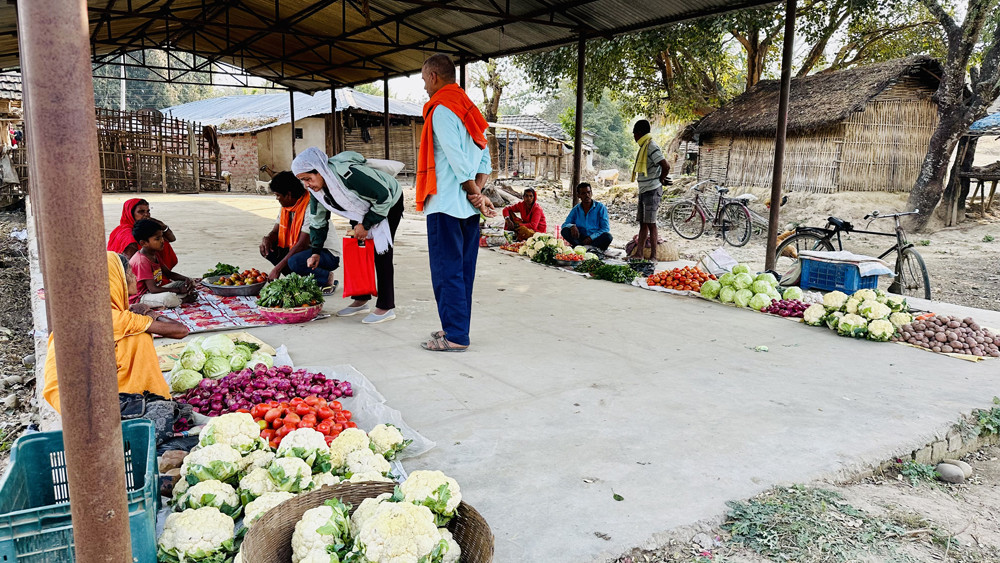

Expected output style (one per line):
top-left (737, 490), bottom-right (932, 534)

top-left (773, 209), bottom-right (931, 300)
top-left (668, 180), bottom-right (754, 247)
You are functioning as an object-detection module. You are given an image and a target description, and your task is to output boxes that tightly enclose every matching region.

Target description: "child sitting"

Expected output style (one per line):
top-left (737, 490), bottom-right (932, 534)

top-left (129, 219), bottom-right (196, 308)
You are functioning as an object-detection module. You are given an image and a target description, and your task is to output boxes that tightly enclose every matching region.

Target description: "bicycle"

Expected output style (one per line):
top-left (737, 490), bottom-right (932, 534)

top-left (668, 180), bottom-right (753, 247)
top-left (773, 209), bottom-right (931, 299)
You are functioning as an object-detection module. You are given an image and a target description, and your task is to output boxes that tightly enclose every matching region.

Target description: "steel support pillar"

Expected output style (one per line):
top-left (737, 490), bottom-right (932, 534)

top-left (765, 0), bottom-right (798, 271)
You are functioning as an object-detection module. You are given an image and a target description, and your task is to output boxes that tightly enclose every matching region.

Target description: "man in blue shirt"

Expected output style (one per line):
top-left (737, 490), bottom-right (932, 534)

top-left (561, 183), bottom-right (613, 250)
top-left (418, 54), bottom-right (495, 352)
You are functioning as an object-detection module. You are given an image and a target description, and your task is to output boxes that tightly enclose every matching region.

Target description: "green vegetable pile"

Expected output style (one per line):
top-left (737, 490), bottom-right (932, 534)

top-left (591, 264), bottom-right (639, 284)
top-left (530, 245), bottom-right (558, 265)
top-left (256, 273), bottom-right (324, 309)
top-left (203, 262), bottom-right (239, 278)
top-left (574, 258), bottom-right (604, 274)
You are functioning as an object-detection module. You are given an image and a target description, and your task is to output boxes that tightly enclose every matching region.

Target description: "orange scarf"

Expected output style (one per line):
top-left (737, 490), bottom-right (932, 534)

top-left (278, 193), bottom-right (310, 248)
top-left (416, 83), bottom-right (489, 211)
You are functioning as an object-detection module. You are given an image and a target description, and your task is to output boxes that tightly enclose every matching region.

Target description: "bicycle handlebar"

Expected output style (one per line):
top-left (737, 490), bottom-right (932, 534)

top-left (864, 209), bottom-right (920, 221)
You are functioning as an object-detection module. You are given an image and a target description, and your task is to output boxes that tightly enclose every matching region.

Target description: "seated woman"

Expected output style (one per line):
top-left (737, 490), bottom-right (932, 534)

top-left (43, 252), bottom-right (189, 413)
top-left (260, 171), bottom-right (340, 292)
top-left (502, 187), bottom-right (547, 241)
top-left (107, 198), bottom-right (178, 268)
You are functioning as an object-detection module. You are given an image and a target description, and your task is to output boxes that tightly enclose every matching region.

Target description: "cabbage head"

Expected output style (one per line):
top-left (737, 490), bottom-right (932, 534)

top-left (731, 263), bottom-right (751, 275)
top-left (248, 351), bottom-right (273, 370)
top-left (228, 345), bottom-right (253, 371)
top-left (749, 293), bottom-right (773, 311)
top-left (583, 252), bottom-right (598, 261)
top-left (782, 286), bottom-right (803, 301)
top-left (837, 314), bottom-right (868, 338)
top-left (170, 369), bottom-right (203, 393)
top-left (719, 286), bottom-right (737, 303)
top-left (755, 272), bottom-right (778, 287)
top-left (733, 273), bottom-right (754, 290)
top-left (203, 356), bottom-right (233, 379)
top-left (700, 280), bottom-right (722, 299)
top-left (718, 272), bottom-right (736, 287)
top-left (202, 334), bottom-right (236, 358)
top-left (734, 289), bottom-right (753, 308)
top-left (573, 246), bottom-right (587, 255)
top-left (751, 280), bottom-right (772, 295)
top-left (179, 348), bottom-right (206, 371)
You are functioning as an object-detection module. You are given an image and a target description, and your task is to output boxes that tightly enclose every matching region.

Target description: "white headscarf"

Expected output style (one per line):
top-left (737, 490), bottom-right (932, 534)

top-left (291, 147), bottom-right (393, 254)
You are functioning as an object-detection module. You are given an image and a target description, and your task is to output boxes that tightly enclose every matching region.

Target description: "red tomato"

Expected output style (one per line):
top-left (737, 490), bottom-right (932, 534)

top-left (298, 421), bottom-right (315, 429)
top-left (235, 408), bottom-right (250, 414)
top-left (304, 396), bottom-right (320, 406)
top-left (267, 400), bottom-right (279, 408)
top-left (331, 423), bottom-right (344, 433)
top-left (283, 413), bottom-right (301, 426)
top-left (316, 406), bottom-right (335, 420)
top-left (340, 410), bottom-right (352, 421)
top-left (275, 425), bottom-right (294, 438)
top-left (316, 420), bottom-right (333, 435)
top-left (315, 398), bottom-right (327, 409)
top-left (260, 428), bottom-right (275, 441)
top-left (323, 435), bottom-right (335, 446)
top-left (328, 430), bottom-right (341, 440)
top-left (344, 421), bottom-right (357, 429)
top-left (264, 408), bottom-right (283, 424)
top-left (271, 418), bottom-right (285, 430)
top-left (329, 401), bottom-right (342, 410)
top-left (269, 440), bottom-right (279, 449)
top-left (251, 404), bottom-right (270, 419)
top-left (301, 413), bottom-right (317, 426)
top-left (295, 403), bottom-right (313, 417)
top-left (290, 397), bottom-right (304, 406)
top-left (333, 412), bottom-right (348, 424)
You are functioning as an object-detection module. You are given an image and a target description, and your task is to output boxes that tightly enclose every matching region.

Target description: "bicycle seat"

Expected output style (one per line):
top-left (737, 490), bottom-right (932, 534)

top-left (716, 187), bottom-right (729, 195)
top-left (828, 217), bottom-right (853, 231)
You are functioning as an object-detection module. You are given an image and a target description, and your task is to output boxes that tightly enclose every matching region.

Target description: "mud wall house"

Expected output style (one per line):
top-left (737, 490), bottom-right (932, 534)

top-left (163, 89), bottom-right (423, 192)
top-left (690, 56), bottom-right (942, 194)
top-left (495, 115), bottom-right (594, 179)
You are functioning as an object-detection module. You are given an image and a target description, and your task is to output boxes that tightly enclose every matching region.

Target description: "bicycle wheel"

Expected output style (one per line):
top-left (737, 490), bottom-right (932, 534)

top-left (721, 203), bottom-right (752, 247)
top-left (669, 200), bottom-right (705, 240)
top-left (773, 232), bottom-right (834, 273)
top-left (893, 247), bottom-right (931, 300)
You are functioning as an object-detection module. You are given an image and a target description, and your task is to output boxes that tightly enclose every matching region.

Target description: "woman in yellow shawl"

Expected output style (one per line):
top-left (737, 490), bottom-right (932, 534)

top-left (43, 252), bottom-right (189, 413)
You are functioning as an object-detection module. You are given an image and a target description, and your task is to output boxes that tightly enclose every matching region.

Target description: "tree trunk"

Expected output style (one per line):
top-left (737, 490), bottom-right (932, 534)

top-left (905, 106), bottom-right (971, 229)
top-left (941, 135), bottom-right (978, 224)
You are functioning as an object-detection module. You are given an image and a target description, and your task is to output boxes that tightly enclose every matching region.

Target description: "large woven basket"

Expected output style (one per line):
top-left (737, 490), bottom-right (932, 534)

top-left (241, 482), bottom-right (494, 563)
top-left (258, 303), bottom-right (323, 324)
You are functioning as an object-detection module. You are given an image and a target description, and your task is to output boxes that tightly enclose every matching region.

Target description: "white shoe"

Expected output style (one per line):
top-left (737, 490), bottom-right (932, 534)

top-left (361, 310), bottom-right (396, 324)
top-left (336, 304), bottom-right (370, 317)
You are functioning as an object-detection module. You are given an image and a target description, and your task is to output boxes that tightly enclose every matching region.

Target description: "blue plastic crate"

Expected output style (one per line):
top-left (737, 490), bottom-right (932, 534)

top-left (0, 420), bottom-right (158, 563)
top-left (800, 257), bottom-right (879, 293)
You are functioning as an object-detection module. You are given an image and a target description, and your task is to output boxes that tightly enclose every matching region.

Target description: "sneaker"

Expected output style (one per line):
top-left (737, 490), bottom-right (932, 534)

top-left (335, 304), bottom-right (370, 317)
top-left (361, 310), bottom-right (396, 324)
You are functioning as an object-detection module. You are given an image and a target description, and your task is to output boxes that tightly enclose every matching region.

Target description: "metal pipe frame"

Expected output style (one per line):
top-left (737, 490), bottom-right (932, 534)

top-left (571, 35), bottom-right (585, 206)
top-left (764, 0), bottom-right (797, 271)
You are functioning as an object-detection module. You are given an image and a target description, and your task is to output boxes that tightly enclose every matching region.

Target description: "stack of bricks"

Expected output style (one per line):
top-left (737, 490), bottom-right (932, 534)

top-left (220, 133), bottom-right (260, 192)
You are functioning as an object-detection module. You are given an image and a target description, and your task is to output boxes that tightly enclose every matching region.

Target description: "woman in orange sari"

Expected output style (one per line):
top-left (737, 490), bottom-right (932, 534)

top-left (43, 252), bottom-right (189, 413)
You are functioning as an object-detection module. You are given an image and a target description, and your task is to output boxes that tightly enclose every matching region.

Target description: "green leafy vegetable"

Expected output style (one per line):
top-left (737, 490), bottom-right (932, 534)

top-left (591, 264), bottom-right (639, 284)
top-left (256, 273), bottom-right (325, 308)
top-left (203, 262), bottom-right (239, 278)
top-left (574, 258), bottom-right (604, 274)
top-left (234, 340), bottom-right (261, 353)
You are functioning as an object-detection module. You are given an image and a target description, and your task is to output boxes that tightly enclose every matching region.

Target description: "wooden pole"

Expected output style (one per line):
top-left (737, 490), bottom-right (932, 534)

top-left (460, 61), bottom-right (466, 90)
top-left (764, 0), bottom-right (797, 271)
top-left (572, 36), bottom-right (585, 206)
top-left (289, 90), bottom-right (297, 158)
top-left (330, 87), bottom-right (338, 154)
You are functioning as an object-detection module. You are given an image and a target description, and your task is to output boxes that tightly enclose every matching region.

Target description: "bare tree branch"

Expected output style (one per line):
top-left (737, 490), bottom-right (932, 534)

top-left (919, 0), bottom-right (958, 36)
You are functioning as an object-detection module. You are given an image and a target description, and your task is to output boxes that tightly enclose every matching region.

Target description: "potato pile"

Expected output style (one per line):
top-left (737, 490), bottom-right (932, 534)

top-left (894, 315), bottom-right (1000, 357)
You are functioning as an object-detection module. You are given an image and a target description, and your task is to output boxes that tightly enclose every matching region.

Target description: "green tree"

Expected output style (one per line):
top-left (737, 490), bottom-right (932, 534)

top-left (93, 50), bottom-right (214, 111)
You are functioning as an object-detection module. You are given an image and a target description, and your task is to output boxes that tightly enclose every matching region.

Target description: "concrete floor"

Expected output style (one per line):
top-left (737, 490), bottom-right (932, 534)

top-left (36, 193), bottom-right (1000, 562)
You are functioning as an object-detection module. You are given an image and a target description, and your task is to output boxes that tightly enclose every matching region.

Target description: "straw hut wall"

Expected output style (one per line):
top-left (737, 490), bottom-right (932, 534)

top-left (692, 56), bottom-right (941, 194)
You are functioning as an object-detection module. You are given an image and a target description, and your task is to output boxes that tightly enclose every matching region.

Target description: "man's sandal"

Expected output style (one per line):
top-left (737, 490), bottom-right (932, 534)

top-left (421, 337), bottom-right (467, 352)
top-left (431, 330), bottom-right (446, 339)
top-left (321, 280), bottom-right (340, 296)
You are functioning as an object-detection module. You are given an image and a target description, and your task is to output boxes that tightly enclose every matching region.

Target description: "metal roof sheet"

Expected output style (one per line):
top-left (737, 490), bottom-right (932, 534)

top-left (0, 71), bottom-right (21, 100)
top-left (0, 0), bottom-right (778, 92)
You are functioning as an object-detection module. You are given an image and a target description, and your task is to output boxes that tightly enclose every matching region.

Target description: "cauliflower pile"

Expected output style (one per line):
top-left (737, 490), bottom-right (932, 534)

top-left (291, 500), bottom-right (353, 563)
top-left (329, 428), bottom-right (373, 472)
top-left (804, 287), bottom-right (911, 342)
top-left (269, 457), bottom-right (316, 493)
top-left (199, 412), bottom-right (266, 455)
top-left (157, 506), bottom-right (235, 563)
top-left (177, 479), bottom-right (242, 518)
top-left (278, 427), bottom-right (333, 473)
top-left (398, 470), bottom-right (462, 526)
top-left (368, 424), bottom-right (412, 460)
top-left (179, 443), bottom-right (243, 486)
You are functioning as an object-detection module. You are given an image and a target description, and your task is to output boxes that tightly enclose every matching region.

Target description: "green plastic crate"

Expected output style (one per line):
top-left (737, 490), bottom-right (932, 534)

top-left (0, 419), bottom-right (158, 562)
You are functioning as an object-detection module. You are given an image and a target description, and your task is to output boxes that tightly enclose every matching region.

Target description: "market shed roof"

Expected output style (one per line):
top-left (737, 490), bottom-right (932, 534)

top-left (0, 0), bottom-right (778, 92)
top-left (163, 88), bottom-right (423, 134)
top-left (0, 72), bottom-right (21, 101)
top-left (969, 113), bottom-right (1000, 136)
top-left (693, 55), bottom-right (942, 138)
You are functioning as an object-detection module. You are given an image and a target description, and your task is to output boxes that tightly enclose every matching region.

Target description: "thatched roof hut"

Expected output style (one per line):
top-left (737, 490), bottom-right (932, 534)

top-left (691, 56), bottom-right (942, 193)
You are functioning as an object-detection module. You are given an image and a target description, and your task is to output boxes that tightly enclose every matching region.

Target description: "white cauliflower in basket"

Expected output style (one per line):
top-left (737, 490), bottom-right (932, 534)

top-left (438, 528), bottom-right (462, 563)
top-left (291, 500), bottom-right (352, 563)
top-left (157, 507), bottom-right (234, 562)
top-left (238, 467), bottom-right (277, 505)
top-left (399, 470), bottom-right (462, 526)
top-left (310, 472), bottom-right (343, 489)
top-left (368, 424), bottom-right (411, 460)
top-left (350, 493), bottom-right (393, 537)
top-left (177, 479), bottom-right (241, 518)
top-left (329, 428), bottom-right (372, 471)
top-left (347, 472), bottom-right (394, 484)
top-left (299, 551), bottom-right (336, 563)
top-left (244, 491), bottom-right (297, 526)
top-left (238, 449), bottom-right (275, 475)
top-left (199, 412), bottom-right (265, 455)
top-left (179, 443), bottom-right (243, 485)
top-left (268, 457), bottom-right (315, 493)
top-left (345, 448), bottom-right (391, 477)
top-left (278, 427), bottom-right (333, 472)
top-left (351, 502), bottom-right (445, 563)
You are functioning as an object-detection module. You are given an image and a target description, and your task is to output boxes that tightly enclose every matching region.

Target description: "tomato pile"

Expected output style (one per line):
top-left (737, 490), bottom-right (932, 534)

top-left (500, 242), bottom-right (523, 253)
top-left (646, 266), bottom-right (716, 291)
top-left (554, 253), bottom-right (584, 262)
top-left (213, 268), bottom-right (266, 286)
top-left (248, 396), bottom-right (356, 448)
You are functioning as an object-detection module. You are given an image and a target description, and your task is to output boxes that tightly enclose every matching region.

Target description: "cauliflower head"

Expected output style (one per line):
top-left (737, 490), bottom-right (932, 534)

top-left (199, 412), bottom-right (266, 455)
top-left (399, 470), bottom-right (461, 526)
top-left (889, 312), bottom-right (913, 330)
top-left (368, 424), bottom-right (412, 460)
top-left (178, 479), bottom-right (241, 518)
top-left (853, 288), bottom-right (878, 303)
top-left (157, 507), bottom-right (235, 562)
top-left (866, 319), bottom-right (895, 342)
top-left (347, 472), bottom-right (394, 484)
top-left (291, 500), bottom-right (353, 563)
top-left (822, 290), bottom-right (849, 311)
top-left (238, 449), bottom-right (276, 476)
top-left (844, 296), bottom-right (861, 315)
top-left (329, 428), bottom-right (372, 472)
top-left (825, 311), bottom-right (845, 330)
top-left (886, 294), bottom-right (908, 312)
top-left (310, 472), bottom-right (343, 489)
top-left (438, 528), bottom-right (462, 563)
top-left (858, 299), bottom-right (891, 321)
top-left (269, 457), bottom-right (315, 493)
top-left (238, 466), bottom-right (277, 506)
top-left (350, 493), bottom-right (393, 537)
top-left (802, 303), bottom-right (826, 326)
top-left (346, 449), bottom-right (391, 478)
top-left (353, 502), bottom-right (444, 563)
top-left (278, 427), bottom-right (333, 472)
top-left (837, 313), bottom-right (869, 338)
top-left (180, 443), bottom-right (242, 485)
top-left (244, 491), bottom-right (297, 526)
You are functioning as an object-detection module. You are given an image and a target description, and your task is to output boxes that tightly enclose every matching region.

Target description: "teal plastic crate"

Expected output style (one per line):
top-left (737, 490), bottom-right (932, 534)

top-left (0, 420), bottom-right (158, 562)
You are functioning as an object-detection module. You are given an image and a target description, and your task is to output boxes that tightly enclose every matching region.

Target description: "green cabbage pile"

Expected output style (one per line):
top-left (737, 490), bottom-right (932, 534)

top-left (168, 336), bottom-right (275, 392)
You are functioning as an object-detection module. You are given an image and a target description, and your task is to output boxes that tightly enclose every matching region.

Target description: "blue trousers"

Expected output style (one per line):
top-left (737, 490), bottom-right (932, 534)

top-left (427, 213), bottom-right (480, 346)
top-left (287, 249), bottom-right (340, 285)
top-left (560, 227), bottom-right (613, 250)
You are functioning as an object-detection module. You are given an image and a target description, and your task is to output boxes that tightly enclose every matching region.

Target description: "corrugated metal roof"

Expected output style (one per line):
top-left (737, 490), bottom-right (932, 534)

top-left (162, 88), bottom-right (423, 134)
top-left (1, 0), bottom-right (779, 92)
top-left (0, 71), bottom-right (21, 100)
top-left (970, 113), bottom-right (1000, 135)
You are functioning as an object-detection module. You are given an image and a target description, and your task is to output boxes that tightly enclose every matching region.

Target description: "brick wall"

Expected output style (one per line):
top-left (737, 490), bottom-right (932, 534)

top-left (220, 133), bottom-right (261, 192)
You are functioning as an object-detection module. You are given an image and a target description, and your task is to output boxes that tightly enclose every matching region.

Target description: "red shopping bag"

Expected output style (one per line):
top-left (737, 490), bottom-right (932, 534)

top-left (342, 237), bottom-right (378, 298)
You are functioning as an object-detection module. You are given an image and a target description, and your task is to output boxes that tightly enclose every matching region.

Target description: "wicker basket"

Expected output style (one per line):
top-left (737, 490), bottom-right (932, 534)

top-left (258, 303), bottom-right (323, 324)
top-left (241, 482), bottom-right (494, 563)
